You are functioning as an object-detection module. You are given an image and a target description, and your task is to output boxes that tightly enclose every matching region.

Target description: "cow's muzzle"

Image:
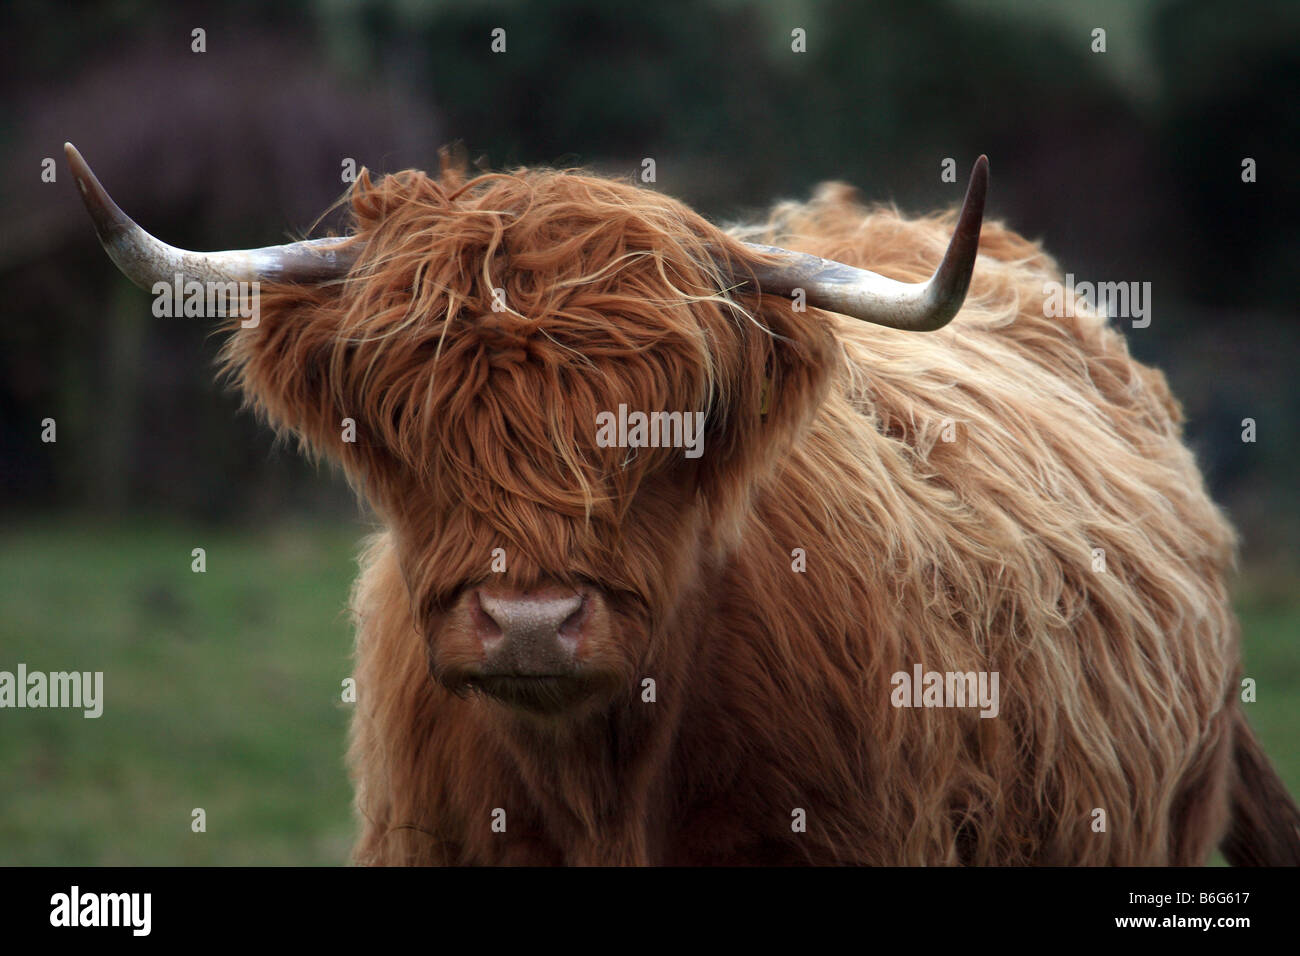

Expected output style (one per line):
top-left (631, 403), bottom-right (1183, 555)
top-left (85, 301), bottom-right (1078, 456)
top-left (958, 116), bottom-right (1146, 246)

top-left (474, 588), bottom-right (587, 676)
top-left (436, 584), bottom-right (618, 714)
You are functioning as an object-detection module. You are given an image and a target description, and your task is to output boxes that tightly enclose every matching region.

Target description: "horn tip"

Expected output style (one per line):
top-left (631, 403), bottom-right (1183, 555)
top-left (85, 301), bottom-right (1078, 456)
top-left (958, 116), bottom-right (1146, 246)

top-left (969, 154), bottom-right (989, 197)
top-left (63, 142), bottom-right (94, 199)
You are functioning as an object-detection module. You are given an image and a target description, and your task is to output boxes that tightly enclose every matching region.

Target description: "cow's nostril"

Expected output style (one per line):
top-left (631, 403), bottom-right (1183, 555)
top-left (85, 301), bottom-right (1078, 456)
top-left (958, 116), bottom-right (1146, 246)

top-left (559, 600), bottom-right (587, 637)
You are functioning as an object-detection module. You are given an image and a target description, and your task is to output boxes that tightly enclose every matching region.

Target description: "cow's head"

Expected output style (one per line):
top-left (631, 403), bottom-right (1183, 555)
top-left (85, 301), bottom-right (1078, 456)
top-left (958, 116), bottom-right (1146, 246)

top-left (66, 143), bottom-right (985, 719)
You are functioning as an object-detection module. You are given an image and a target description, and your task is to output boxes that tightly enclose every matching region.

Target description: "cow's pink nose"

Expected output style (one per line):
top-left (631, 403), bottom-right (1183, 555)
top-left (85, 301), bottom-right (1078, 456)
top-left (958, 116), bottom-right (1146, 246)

top-left (476, 590), bottom-right (585, 674)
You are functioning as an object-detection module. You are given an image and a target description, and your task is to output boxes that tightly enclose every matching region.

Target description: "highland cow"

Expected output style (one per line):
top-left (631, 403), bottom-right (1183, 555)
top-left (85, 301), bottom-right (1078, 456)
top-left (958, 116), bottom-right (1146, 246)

top-left (66, 142), bottom-right (1300, 865)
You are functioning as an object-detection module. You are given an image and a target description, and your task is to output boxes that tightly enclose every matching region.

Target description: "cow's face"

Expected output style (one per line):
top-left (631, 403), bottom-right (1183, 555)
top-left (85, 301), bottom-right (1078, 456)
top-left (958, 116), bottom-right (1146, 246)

top-left (227, 165), bottom-right (836, 717)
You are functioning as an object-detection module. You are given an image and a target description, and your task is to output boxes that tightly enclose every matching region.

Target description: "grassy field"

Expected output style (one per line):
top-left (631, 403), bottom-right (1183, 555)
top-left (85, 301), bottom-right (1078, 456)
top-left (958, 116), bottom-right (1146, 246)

top-left (0, 520), bottom-right (1296, 865)
top-left (0, 519), bottom-right (364, 865)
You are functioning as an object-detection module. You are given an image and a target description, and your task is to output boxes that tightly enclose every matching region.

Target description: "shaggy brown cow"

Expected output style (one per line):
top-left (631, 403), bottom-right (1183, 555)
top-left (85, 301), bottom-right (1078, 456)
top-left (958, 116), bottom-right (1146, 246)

top-left (66, 142), bottom-right (1300, 866)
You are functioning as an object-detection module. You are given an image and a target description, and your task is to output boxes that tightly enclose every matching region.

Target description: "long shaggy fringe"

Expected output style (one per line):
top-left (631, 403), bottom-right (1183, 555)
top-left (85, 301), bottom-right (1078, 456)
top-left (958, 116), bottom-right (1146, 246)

top-left (222, 161), bottom-right (1240, 865)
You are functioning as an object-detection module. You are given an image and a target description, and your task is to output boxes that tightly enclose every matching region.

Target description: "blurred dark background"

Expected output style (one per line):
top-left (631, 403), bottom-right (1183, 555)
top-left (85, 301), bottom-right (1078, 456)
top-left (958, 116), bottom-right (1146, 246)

top-left (0, 0), bottom-right (1296, 863)
top-left (3, 0), bottom-right (1298, 557)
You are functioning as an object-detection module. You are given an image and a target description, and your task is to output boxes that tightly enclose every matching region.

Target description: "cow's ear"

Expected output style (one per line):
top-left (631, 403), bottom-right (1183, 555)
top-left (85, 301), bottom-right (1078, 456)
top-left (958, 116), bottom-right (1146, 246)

top-left (219, 280), bottom-right (357, 462)
top-left (696, 295), bottom-right (837, 517)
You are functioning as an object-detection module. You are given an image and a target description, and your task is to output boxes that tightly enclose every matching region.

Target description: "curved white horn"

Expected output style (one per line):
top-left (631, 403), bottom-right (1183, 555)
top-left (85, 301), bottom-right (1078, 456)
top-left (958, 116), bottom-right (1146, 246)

top-left (740, 155), bottom-right (988, 331)
top-left (65, 142), bottom-right (359, 290)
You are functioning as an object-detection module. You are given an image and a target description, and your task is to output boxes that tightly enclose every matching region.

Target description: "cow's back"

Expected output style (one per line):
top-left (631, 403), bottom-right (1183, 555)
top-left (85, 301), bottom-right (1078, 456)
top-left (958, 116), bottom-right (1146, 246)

top-left (703, 188), bottom-right (1240, 863)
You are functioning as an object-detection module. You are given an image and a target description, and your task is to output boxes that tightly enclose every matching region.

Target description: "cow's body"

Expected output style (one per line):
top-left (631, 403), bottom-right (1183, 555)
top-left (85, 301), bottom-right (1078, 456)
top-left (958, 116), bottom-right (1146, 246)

top-left (66, 145), bottom-right (1294, 866)
top-left (346, 186), bottom-right (1237, 865)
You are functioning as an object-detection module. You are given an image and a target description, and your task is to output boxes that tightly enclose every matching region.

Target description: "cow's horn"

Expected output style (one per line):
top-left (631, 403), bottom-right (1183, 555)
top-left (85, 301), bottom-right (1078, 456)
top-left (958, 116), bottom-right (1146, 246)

top-left (64, 142), bottom-right (359, 289)
top-left (740, 155), bottom-right (988, 331)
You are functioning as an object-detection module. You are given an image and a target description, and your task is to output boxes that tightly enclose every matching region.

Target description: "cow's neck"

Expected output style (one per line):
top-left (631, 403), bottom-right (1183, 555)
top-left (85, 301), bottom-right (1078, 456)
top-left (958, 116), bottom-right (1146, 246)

top-left (488, 552), bottom-right (718, 864)
top-left (492, 678), bottom-right (685, 865)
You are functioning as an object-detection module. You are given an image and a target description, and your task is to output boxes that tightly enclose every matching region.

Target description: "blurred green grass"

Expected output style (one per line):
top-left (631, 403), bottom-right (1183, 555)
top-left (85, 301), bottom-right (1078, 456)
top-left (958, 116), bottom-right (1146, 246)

top-left (0, 519), bottom-right (364, 865)
top-left (0, 520), bottom-right (1295, 865)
